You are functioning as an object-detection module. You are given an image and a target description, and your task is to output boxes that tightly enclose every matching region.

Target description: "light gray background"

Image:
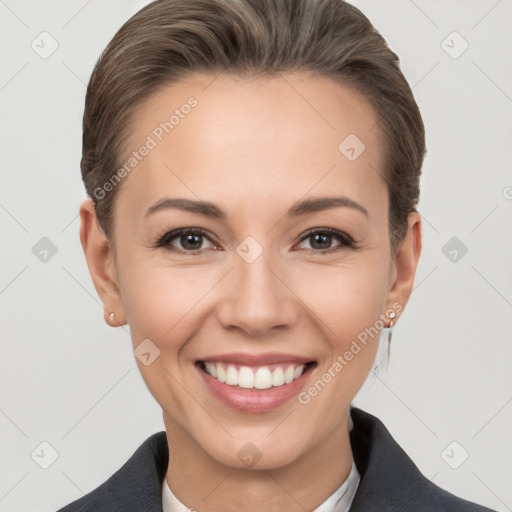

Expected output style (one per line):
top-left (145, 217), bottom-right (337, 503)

top-left (1, 1), bottom-right (511, 511)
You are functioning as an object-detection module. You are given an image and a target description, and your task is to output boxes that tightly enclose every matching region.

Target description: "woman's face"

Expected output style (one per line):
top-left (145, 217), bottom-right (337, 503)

top-left (82, 72), bottom-right (421, 470)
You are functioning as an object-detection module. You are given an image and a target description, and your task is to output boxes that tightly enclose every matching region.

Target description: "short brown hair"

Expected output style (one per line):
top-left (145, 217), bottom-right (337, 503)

top-left (82, 0), bottom-right (425, 252)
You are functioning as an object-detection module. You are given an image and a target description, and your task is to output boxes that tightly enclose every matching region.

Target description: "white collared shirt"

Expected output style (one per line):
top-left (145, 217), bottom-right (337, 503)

top-left (162, 411), bottom-right (360, 511)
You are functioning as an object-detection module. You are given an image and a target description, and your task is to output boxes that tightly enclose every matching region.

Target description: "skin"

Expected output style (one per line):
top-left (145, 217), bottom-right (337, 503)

top-left (80, 72), bottom-right (421, 511)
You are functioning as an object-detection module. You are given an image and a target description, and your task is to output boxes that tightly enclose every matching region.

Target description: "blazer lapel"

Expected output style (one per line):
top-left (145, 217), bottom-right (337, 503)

top-left (347, 407), bottom-right (494, 511)
top-left (348, 406), bottom-right (431, 511)
top-left (58, 431), bottom-right (169, 512)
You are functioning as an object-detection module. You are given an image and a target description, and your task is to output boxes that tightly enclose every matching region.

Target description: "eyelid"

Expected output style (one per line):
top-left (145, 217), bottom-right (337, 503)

top-left (153, 227), bottom-right (219, 253)
top-left (295, 227), bottom-right (356, 252)
top-left (154, 226), bottom-right (356, 254)
top-left (298, 227), bottom-right (354, 243)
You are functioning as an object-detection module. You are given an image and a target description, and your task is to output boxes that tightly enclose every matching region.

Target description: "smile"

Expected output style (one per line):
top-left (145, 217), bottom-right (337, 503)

top-left (201, 361), bottom-right (310, 389)
top-left (196, 355), bottom-right (317, 413)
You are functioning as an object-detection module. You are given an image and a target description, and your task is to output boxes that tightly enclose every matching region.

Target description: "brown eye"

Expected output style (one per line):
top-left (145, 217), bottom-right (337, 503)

top-left (177, 232), bottom-right (204, 251)
top-left (155, 228), bottom-right (218, 254)
top-left (297, 229), bottom-right (355, 254)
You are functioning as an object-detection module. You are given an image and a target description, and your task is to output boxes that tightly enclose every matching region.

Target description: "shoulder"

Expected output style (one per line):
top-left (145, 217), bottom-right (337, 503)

top-left (349, 407), bottom-right (497, 512)
top-left (55, 431), bottom-right (168, 512)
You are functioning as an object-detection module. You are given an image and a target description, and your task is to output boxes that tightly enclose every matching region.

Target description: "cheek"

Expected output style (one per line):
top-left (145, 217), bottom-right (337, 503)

top-left (116, 261), bottom-right (211, 420)
top-left (119, 258), bottom-right (221, 346)
top-left (292, 259), bottom-right (389, 401)
top-left (293, 258), bottom-right (389, 342)
top-left (290, 264), bottom-right (387, 429)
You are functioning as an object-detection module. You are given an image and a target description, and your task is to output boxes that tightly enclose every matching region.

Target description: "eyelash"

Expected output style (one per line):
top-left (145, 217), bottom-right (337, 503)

top-left (153, 227), bottom-right (357, 255)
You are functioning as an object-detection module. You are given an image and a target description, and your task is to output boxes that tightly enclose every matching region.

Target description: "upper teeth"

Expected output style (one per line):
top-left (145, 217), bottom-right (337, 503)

top-left (203, 362), bottom-right (306, 389)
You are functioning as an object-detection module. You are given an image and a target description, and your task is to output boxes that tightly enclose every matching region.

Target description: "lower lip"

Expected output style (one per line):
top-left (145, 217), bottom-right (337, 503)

top-left (197, 364), bottom-right (314, 413)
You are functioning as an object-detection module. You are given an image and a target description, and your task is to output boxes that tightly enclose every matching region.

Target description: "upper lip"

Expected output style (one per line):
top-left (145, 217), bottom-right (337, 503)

top-left (198, 352), bottom-right (315, 366)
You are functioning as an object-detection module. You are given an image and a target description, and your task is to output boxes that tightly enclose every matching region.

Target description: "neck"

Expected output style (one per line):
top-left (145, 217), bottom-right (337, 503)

top-left (164, 412), bottom-right (353, 512)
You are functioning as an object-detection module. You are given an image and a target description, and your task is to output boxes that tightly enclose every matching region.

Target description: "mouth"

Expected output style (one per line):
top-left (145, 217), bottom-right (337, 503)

top-left (195, 355), bottom-right (317, 413)
top-left (197, 360), bottom-right (316, 389)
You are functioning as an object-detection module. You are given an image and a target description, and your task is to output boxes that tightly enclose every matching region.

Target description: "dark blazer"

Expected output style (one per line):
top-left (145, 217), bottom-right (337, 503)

top-left (56, 407), bottom-right (497, 511)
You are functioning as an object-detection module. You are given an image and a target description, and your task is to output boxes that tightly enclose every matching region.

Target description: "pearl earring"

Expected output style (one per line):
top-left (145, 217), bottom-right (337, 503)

top-left (381, 311), bottom-right (396, 345)
top-left (110, 312), bottom-right (115, 323)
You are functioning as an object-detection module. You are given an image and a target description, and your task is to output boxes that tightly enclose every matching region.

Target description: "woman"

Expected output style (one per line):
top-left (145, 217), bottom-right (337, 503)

top-left (57, 0), bottom-right (497, 510)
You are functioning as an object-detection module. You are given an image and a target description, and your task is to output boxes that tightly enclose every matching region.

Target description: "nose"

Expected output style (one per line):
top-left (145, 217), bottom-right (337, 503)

top-left (216, 249), bottom-right (299, 338)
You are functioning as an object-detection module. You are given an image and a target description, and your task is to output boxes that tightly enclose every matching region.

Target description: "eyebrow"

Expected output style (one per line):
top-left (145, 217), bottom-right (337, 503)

top-left (144, 195), bottom-right (368, 219)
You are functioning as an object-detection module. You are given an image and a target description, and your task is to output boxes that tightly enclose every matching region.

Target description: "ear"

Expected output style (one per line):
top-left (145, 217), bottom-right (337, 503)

top-left (79, 198), bottom-right (126, 327)
top-left (385, 211), bottom-right (422, 319)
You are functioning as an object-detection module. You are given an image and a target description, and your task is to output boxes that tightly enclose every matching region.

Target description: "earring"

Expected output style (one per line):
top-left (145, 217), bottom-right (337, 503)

top-left (381, 311), bottom-right (396, 345)
top-left (109, 312), bottom-right (116, 324)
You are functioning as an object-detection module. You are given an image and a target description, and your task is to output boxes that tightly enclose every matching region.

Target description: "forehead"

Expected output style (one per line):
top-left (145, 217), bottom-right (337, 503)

top-left (118, 72), bottom-right (386, 220)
